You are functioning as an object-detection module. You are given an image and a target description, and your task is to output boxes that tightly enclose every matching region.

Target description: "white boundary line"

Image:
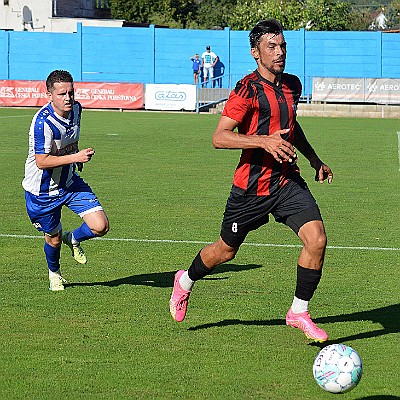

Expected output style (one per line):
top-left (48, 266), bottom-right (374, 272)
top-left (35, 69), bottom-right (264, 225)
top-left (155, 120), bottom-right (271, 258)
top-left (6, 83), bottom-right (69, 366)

top-left (0, 115), bottom-right (32, 119)
top-left (1, 233), bottom-right (399, 252)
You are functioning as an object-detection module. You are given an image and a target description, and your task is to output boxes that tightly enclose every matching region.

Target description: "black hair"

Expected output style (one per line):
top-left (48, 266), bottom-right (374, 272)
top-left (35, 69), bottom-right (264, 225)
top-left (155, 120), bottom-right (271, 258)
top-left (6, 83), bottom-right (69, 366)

top-left (46, 70), bottom-right (73, 92)
top-left (249, 19), bottom-right (284, 49)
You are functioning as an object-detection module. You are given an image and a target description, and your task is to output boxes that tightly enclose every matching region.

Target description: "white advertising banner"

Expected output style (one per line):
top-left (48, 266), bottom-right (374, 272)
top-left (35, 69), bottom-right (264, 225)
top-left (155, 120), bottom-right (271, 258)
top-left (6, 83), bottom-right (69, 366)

top-left (365, 78), bottom-right (400, 104)
top-left (312, 77), bottom-right (400, 104)
top-left (145, 84), bottom-right (197, 111)
top-left (312, 77), bottom-right (365, 102)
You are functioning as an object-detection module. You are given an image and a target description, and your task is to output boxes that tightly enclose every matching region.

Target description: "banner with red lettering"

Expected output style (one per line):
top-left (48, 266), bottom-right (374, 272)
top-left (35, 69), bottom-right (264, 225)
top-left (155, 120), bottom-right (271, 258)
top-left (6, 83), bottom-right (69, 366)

top-left (0, 80), bottom-right (144, 109)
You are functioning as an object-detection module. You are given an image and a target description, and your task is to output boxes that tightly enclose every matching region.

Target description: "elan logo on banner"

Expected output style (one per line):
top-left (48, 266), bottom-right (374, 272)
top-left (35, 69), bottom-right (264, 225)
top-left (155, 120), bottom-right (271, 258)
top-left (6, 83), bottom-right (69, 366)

top-left (146, 84), bottom-right (196, 111)
top-left (155, 90), bottom-right (187, 101)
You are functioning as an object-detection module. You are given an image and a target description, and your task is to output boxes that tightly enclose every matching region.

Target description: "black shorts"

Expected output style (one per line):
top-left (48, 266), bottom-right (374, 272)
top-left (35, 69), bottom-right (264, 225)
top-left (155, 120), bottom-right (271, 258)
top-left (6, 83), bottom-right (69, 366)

top-left (220, 178), bottom-right (323, 248)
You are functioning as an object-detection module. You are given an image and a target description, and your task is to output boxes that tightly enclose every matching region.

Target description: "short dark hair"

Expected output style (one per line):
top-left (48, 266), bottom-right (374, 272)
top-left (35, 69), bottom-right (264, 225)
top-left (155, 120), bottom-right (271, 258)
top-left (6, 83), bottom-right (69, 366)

top-left (46, 70), bottom-right (73, 92)
top-left (249, 19), bottom-right (284, 49)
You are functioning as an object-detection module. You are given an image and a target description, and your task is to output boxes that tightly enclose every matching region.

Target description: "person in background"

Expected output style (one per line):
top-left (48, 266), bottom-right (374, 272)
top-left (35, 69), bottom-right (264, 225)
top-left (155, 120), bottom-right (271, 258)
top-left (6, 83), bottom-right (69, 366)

top-left (212, 57), bottom-right (225, 88)
top-left (22, 69), bottom-right (109, 291)
top-left (201, 46), bottom-right (218, 87)
top-left (190, 54), bottom-right (202, 85)
top-left (170, 19), bottom-right (333, 343)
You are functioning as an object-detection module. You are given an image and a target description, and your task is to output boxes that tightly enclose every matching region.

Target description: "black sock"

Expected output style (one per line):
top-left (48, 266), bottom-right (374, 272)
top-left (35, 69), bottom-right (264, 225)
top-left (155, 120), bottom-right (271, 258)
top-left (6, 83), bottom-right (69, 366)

top-left (188, 252), bottom-right (211, 281)
top-left (295, 264), bottom-right (322, 301)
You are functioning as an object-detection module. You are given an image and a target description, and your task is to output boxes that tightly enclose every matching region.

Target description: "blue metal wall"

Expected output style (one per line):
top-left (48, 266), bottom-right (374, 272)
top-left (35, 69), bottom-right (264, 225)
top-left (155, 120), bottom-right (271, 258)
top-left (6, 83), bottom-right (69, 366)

top-left (0, 24), bottom-right (399, 89)
top-left (7, 30), bottom-right (81, 81)
top-left (304, 31), bottom-right (383, 78)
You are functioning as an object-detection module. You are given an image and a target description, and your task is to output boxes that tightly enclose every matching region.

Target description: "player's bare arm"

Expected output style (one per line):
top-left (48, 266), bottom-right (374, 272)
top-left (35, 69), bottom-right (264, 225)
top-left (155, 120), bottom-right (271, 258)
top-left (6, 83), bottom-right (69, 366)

top-left (293, 121), bottom-right (333, 184)
top-left (212, 115), bottom-right (296, 163)
top-left (35, 147), bottom-right (95, 170)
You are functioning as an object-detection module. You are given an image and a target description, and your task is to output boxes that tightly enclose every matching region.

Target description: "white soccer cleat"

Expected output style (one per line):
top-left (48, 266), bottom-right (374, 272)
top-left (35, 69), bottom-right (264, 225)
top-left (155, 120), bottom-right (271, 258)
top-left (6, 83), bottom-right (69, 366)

top-left (49, 269), bottom-right (68, 291)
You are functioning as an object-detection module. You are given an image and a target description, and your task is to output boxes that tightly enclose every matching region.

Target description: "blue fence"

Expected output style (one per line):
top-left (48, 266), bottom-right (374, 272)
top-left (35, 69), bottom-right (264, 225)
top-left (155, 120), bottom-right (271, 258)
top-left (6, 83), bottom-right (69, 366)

top-left (1, 23), bottom-right (399, 98)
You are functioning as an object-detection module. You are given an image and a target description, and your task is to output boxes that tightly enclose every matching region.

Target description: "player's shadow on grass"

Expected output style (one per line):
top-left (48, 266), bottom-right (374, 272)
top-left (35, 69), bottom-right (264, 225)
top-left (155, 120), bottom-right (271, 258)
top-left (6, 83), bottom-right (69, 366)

top-left (187, 304), bottom-right (400, 344)
top-left (64, 263), bottom-right (263, 289)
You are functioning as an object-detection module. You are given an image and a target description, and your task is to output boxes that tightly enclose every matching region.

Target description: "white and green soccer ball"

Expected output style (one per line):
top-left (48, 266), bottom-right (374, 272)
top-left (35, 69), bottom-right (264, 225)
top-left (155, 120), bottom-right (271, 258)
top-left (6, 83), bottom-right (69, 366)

top-left (313, 343), bottom-right (363, 394)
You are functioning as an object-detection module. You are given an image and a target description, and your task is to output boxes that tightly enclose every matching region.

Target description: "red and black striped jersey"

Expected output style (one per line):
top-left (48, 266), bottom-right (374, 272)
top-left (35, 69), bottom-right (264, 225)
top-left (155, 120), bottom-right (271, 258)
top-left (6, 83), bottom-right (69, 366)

top-left (222, 70), bottom-right (302, 196)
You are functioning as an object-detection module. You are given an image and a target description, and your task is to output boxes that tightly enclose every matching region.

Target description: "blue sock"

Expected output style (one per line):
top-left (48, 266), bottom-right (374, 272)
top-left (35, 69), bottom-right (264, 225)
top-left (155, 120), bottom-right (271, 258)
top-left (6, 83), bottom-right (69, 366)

top-left (44, 242), bottom-right (61, 272)
top-left (72, 222), bottom-right (96, 243)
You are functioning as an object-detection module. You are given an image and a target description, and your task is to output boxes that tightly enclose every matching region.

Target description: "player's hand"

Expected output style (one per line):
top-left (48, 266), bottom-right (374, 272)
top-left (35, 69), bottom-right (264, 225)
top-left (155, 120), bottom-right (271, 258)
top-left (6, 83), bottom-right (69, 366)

top-left (75, 147), bottom-right (95, 164)
top-left (314, 163), bottom-right (333, 184)
top-left (260, 129), bottom-right (297, 163)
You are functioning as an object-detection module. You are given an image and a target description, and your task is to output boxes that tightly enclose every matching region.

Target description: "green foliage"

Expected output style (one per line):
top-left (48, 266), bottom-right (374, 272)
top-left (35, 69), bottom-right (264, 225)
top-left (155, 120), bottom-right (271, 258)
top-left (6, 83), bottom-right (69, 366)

top-left (190, 0), bottom-right (237, 29)
top-left (384, 3), bottom-right (400, 29)
top-left (109, 0), bottom-right (400, 31)
top-left (109, 0), bottom-right (198, 28)
top-left (109, 0), bottom-right (156, 23)
top-left (228, 0), bottom-right (305, 31)
top-left (228, 0), bottom-right (355, 31)
top-left (303, 0), bottom-right (354, 31)
top-left (347, 7), bottom-right (376, 30)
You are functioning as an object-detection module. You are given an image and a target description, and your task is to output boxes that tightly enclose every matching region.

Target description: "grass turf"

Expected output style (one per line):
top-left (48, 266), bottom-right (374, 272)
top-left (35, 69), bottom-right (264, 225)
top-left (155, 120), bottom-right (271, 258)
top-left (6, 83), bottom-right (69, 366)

top-left (0, 107), bottom-right (399, 399)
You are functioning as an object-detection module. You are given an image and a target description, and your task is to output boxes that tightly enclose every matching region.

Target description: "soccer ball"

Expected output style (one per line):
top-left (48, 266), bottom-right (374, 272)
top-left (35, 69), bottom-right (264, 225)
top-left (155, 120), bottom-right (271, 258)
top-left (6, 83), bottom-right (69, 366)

top-left (313, 343), bottom-right (363, 393)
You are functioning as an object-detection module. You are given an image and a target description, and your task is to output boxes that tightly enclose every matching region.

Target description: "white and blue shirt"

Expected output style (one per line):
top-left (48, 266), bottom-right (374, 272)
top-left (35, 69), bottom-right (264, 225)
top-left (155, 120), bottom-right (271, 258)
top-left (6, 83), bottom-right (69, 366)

top-left (201, 51), bottom-right (217, 68)
top-left (22, 101), bottom-right (82, 197)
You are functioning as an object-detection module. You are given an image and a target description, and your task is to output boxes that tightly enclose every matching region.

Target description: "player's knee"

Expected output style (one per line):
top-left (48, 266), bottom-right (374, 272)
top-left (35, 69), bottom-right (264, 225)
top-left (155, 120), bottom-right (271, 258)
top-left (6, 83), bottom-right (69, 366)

top-left (45, 234), bottom-right (62, 247)
top-left (96, 221), bottom-right (109, 237)
top-left (89, 219), bottom-right (109, 237)
top-left (306, 232), bottom-right (327, 254)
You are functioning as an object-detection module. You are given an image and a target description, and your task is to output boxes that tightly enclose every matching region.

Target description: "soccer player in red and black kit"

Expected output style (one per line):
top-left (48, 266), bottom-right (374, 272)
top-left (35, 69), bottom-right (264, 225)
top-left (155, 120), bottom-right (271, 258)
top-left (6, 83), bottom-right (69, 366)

top-left (170, 19), bottom-right (333, 342)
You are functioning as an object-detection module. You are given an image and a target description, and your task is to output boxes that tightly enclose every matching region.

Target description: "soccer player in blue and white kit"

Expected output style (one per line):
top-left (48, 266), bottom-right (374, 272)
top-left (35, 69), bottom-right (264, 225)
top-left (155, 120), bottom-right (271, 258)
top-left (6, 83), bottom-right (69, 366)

top-left (22, 70), bottom-right (109, 291)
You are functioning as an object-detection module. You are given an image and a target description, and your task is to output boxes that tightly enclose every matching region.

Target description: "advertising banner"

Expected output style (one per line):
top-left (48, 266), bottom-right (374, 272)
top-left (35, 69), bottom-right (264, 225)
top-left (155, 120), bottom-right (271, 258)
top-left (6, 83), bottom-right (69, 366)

top-left (145, 84), bottom-right (197, 111)
top-left (0, 80), bottom-right (144, 109)
top-left (75, 82), bottom-right (143, 109)
top-left (365, 78), bottom-right (400, 104)
top-left (312, 77), bottom-right (400, 104)
top-left (312, 77), bottom-right (365, 102)
top-left (0, 80), bottom-right (47, 107)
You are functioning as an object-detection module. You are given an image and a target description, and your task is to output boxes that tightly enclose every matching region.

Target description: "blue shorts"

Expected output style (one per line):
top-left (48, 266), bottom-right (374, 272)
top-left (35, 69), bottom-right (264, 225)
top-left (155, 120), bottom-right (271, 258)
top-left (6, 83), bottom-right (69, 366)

top-left (25, 178), bottom-right (103, 235)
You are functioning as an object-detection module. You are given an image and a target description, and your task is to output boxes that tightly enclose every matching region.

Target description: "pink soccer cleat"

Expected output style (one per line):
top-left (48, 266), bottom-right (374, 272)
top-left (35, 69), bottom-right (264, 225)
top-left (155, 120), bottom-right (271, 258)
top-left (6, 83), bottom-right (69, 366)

top-left (286, 308), bottom-right (328, 343)
top-left (170, 270), bottom-right (192, 322)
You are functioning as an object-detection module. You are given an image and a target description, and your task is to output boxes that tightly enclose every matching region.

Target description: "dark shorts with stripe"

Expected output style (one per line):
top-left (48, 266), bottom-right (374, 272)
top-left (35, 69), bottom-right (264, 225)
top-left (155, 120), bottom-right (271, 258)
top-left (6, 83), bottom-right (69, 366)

top-left (220, 177), bottom-right (323, 248)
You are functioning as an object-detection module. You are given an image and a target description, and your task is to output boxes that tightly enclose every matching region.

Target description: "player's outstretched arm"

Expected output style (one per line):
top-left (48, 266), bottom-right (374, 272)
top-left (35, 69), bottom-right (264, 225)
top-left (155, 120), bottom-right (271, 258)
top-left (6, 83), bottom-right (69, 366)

top-left (293, 122), bottom-right (333, 184)
top-left (212, 116), bottom-right (296, 163)
top-left (35, 147), bottom-right (95, 170)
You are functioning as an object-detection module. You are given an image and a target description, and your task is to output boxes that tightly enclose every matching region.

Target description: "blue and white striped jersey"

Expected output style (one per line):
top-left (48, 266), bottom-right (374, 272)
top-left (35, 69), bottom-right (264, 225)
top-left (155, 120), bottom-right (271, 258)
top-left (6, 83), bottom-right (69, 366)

top-left (22, 101), bottom-right (82, 197)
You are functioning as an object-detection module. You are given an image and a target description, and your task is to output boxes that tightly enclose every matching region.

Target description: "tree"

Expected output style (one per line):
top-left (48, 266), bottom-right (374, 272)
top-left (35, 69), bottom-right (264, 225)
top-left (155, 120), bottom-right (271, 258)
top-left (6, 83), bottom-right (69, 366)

top-left (302, 0), bottom-right (354, 31)
top-left (228, 0), bottom-right (305, 31)
top-left (191, 0), bottom-right (237, 29)
top-left (228, 0), bottom-right (354, 31)
top-left (383, 2), bottom-right (400, 29)
top-left (109, 0), bottom-right (400, 31)
top-left (109, 0), bottom-right (156, 23)
top-left (109, 0), bottom-right (198, 28)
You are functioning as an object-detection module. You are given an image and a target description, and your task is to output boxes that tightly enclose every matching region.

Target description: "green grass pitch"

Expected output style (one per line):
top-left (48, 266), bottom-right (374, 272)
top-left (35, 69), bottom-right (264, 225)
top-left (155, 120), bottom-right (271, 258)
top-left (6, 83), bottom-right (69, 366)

top-left (0, 107), bottom-right (399, 399)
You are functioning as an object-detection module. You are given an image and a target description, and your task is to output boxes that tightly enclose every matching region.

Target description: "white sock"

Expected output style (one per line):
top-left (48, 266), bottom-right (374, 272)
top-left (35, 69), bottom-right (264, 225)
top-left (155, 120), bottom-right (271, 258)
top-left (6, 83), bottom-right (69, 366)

top-left (291, 296), bottom-right (309, 314)
top-left (179, 270), bottom-right (194, 291)
top-left (70, 232), bottom-right (79, 246)
top-left (49, 269), bottom-right (61, 278)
